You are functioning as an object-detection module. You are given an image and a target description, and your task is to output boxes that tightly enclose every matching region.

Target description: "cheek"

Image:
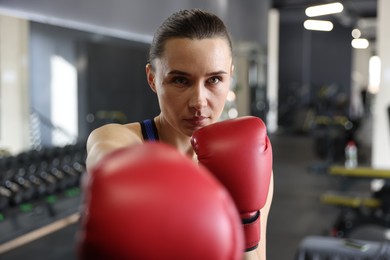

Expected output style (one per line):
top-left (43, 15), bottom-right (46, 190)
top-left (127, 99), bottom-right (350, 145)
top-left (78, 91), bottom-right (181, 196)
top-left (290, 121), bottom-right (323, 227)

top-left (158, 88), bottom-right (185, 110)
top-left (213, 87), bottom-right (229, 106)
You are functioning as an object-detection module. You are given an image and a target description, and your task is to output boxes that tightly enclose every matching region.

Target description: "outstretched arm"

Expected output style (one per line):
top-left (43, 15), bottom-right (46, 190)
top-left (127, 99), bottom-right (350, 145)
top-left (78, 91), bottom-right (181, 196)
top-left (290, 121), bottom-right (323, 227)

top-left (86, 123), bottom-right (142, 171)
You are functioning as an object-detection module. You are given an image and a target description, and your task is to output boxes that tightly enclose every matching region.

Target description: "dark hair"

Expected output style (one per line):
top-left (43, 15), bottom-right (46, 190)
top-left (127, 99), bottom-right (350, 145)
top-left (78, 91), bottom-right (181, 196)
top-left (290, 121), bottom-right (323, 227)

top-left (148, 9), bottom-right (232, 65)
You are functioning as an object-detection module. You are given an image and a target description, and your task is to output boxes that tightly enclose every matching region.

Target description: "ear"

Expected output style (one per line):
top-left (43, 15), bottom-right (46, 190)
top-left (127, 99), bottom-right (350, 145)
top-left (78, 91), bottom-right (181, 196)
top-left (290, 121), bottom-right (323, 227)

top-left (146, 63), bottom-right (157, 93)
top-left (230, 64), bottom-right (235, 75)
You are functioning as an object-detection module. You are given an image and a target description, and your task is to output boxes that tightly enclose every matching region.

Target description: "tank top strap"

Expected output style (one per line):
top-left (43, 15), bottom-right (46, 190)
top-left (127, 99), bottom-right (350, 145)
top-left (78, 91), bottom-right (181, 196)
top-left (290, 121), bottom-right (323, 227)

top-left (140, 119), bottom-right (159, 141)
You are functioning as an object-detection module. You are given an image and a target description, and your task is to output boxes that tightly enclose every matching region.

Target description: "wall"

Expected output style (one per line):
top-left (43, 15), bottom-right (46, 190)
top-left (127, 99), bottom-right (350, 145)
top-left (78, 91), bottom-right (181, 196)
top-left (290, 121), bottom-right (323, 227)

top-left (29, 22), bottom-right (159, 144)
top-left (278, 12), bottom-right (353, 131)
top-left (0, 15), bottom-right (30, 154)
top-left (83, 40), bottom-right (160, 134)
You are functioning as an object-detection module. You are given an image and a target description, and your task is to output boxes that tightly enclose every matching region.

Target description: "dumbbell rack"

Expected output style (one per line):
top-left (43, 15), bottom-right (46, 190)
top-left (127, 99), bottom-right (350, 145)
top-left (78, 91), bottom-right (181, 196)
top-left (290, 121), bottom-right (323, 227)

top-left (0, 144), bottom-right (86, 253)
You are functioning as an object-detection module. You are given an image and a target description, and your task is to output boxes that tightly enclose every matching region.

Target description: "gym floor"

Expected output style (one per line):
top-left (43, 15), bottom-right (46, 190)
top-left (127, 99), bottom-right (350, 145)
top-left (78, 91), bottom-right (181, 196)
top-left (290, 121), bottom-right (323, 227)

top-left (0, 129), bottom-right (376, 259)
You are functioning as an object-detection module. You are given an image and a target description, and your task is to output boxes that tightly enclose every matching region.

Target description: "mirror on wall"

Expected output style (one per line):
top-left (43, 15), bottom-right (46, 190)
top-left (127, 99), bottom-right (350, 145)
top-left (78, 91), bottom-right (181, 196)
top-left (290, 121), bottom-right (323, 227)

top-left (1, 15), bottom-right (159, 155)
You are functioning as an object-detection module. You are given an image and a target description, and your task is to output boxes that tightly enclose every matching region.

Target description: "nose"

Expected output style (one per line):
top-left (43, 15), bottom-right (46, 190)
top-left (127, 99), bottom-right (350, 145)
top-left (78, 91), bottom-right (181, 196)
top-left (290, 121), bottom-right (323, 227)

top-left (188, 83), bottom-right (207, 111)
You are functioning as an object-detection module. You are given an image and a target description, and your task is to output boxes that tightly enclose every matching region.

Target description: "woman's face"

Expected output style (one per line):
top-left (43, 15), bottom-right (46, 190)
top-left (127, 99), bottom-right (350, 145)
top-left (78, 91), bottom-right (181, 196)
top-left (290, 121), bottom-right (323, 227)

top-left (146, 37), bottom-right (233, 137)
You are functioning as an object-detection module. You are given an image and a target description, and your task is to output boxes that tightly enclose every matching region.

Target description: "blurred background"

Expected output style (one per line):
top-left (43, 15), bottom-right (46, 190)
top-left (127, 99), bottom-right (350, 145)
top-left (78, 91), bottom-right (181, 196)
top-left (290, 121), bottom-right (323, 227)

top-left (1, 0), bottom-right (389, 259)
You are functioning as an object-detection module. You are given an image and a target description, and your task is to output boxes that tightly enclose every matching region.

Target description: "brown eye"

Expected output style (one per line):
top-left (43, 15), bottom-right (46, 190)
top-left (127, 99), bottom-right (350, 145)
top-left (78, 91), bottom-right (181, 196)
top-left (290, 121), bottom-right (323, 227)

top-left (173, 77), bottom-right (189, 85)
top-left (207, 76), bottom-right (221, 84)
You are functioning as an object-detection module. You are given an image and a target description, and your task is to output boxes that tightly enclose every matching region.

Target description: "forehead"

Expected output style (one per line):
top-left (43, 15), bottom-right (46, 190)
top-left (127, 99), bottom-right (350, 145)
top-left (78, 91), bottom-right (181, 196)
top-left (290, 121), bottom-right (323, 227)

top-left (156, 37), bottom-right (232, 71)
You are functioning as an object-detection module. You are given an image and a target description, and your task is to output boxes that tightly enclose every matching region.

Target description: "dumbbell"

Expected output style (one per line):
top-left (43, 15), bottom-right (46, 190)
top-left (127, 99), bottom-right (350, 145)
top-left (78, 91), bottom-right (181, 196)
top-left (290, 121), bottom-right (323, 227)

top-left (0, 157), bottom-right (11, 210)
top-left (0, 185), bottom-right (11, 211)
top-left (61, 163), bottom-right (80, 188)
top-left (13, 168), bottom-right (35, 202)
top-left (2, 169), bottom-right (24, 206)
top-left (36, 162), bottom-right (58, 195)
top-left (58, 146), bottom-right (81, 183)
top-left (0, 167), bottom-right (11, 211)
top-left (1, 155), bottom-right (31, 204)
top-left (49, 160), bottom-right (69, 191)
top-left (27, 164), bottom-right (47, 197)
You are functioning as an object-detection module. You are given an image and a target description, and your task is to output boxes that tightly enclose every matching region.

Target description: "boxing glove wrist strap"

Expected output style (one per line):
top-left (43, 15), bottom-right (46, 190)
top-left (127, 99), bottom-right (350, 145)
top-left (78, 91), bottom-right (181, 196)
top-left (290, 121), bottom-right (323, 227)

top-left (242, 210), bottom-right (260, 252)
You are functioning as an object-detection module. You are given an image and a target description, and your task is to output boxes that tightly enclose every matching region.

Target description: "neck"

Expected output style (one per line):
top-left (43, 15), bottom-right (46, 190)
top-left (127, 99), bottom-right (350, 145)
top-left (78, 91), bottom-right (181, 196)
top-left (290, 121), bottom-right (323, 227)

top-left (154, 115), bottom-right (196, 159)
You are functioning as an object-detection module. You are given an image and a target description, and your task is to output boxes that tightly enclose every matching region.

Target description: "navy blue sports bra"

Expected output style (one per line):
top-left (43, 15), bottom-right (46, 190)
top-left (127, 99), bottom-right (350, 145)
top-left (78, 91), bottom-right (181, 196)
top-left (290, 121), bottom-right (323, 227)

top-left (140, 119), bottom-right (159, 141)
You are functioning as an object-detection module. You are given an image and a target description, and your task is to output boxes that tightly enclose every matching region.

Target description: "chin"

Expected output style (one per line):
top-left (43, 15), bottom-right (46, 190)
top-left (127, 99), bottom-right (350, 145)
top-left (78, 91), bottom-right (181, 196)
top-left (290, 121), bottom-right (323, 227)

top-left (184, 125), bottom-right (203, 137)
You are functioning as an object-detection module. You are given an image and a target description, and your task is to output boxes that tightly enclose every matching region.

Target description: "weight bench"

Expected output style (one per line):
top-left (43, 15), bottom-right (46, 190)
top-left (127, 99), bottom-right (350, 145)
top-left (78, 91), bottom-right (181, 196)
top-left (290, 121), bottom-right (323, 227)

top-left (321, 166), bottom-right (390, 208)
top-left (295, 236), bottom-right (390, 259)
top-left (321, 191), bottom-right (381, 208)
top-left (329, 166), bottom-right (390, 179)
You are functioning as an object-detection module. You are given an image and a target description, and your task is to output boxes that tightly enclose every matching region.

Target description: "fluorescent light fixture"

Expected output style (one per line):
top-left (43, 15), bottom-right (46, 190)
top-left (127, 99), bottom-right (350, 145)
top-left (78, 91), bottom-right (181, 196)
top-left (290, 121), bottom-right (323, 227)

top-left (351, 38), bottom-right (369, 49)
top-left (368, 55), bottom-right (381, 94)
top-left (351, 29), bottom-right (361, 39)
top-left (304, 20), bottom-right (333, 31)
top-left (305, 2), bottom-right (344, 17)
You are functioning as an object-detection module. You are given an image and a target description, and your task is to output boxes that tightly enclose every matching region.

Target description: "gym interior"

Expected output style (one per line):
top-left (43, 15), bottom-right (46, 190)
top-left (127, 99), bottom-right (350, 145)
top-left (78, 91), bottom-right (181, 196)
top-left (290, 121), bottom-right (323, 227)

top-left (1, 0), bottom-right (388, 259)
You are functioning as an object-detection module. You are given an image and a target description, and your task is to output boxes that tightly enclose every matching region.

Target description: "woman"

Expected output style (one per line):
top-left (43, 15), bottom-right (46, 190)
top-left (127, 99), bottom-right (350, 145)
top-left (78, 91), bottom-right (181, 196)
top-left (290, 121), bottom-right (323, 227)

top-left (86, 9), bottom-right (273, 260)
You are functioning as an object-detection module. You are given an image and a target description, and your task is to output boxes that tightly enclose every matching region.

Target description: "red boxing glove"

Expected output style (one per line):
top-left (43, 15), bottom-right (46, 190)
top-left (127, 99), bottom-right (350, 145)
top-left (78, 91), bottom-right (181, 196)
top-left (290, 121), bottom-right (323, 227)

top-left (191, 116), bottom-right (273, 251)
top-left (77, 142), bottom-right (244, 260)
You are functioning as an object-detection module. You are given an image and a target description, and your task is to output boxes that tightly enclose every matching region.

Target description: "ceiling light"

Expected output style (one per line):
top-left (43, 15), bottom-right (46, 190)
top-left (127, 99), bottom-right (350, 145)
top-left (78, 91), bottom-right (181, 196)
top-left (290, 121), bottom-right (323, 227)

top-left (304, 20), bottom-right (333, 31)
top-left (351, 29), bottom-right (361, 39)
top-left (226, 90), bottom-right (236, 102)
top-left (351, 38), bottom-right (369, 49)
top-left (305, 2), bottom-right (344, 17)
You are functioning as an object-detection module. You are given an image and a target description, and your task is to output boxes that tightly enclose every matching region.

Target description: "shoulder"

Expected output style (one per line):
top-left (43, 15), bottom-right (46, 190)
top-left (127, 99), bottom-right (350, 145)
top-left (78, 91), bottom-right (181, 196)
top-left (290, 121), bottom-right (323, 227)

top-left (87, 122), bottom-right (143, 148)
top-left (96, 122), bottom-right (141, 134)
top-left (85, 122), bottom-right (144, 170)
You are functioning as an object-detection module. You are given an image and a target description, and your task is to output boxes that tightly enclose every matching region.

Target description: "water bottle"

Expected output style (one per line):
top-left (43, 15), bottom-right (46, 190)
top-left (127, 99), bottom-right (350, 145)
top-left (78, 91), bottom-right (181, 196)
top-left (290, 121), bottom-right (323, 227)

top-left (345, 140), bottom-right (358, 168)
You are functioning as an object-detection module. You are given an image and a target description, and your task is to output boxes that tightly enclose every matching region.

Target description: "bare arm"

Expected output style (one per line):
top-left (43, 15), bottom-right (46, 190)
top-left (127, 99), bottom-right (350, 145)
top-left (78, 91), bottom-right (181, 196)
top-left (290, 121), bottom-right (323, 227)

top-left (245, 171), bottom-right (274, 260)
top-left (86, 123), bottom-right (143, 172)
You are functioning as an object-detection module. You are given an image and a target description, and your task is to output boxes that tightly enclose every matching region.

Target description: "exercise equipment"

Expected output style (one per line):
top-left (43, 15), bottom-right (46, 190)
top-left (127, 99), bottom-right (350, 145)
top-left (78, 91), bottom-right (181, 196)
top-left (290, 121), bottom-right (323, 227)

top-left (295, 235), bottom-right (390, 259)
top-left (0, 143), bottom-right (86, 253)
top-left (322, 166), bottom-right (390, 239)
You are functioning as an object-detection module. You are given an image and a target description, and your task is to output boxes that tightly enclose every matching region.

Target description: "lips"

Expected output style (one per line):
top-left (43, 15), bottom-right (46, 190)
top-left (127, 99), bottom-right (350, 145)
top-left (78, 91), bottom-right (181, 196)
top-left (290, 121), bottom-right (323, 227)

top-left (185, 116), bottom-right (209, 128)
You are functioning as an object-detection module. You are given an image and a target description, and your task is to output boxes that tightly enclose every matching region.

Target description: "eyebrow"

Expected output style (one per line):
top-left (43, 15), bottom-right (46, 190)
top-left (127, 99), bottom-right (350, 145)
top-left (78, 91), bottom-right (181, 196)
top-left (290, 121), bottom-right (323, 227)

top-left (167, 70), bottom-right (229, 76)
